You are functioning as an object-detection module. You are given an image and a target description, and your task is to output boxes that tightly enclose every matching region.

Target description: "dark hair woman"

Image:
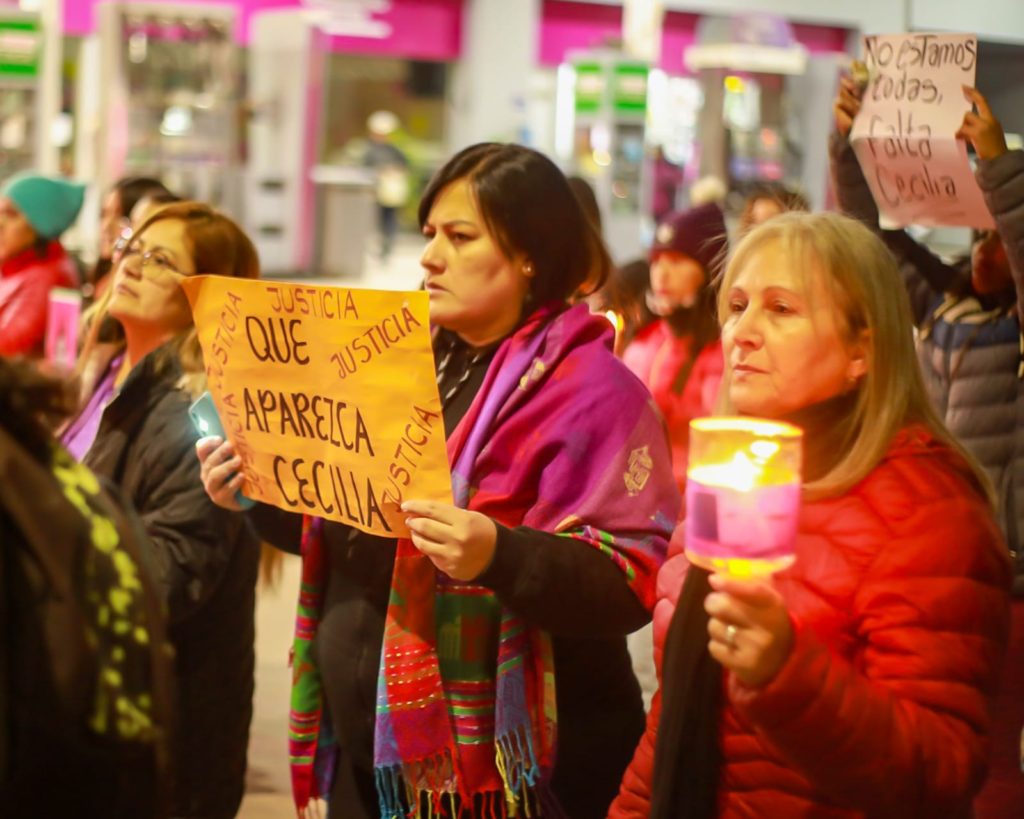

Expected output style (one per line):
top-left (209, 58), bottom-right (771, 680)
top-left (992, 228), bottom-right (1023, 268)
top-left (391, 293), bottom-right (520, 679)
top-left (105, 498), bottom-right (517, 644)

top-left (198, 143), bottom-right (680, 819)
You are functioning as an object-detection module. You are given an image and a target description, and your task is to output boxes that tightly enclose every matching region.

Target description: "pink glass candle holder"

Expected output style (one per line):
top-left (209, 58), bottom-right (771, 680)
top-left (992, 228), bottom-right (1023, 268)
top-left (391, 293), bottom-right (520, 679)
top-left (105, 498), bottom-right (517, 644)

top-left (685, 417), bottom-right (803, 579)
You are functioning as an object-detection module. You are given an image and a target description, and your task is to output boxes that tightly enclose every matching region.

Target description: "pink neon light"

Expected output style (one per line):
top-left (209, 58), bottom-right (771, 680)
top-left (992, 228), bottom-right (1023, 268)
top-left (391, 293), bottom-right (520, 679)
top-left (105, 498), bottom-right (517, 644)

top-left (539, 1), bottom-right (849, 74)
top-left (64, 0), bottom-right (462, 58)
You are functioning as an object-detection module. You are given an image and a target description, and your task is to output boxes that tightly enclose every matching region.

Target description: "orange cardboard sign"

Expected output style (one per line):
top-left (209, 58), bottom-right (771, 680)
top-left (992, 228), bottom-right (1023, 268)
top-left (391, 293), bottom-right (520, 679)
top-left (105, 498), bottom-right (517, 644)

top-left (181, 276), bottom-right (452, 537)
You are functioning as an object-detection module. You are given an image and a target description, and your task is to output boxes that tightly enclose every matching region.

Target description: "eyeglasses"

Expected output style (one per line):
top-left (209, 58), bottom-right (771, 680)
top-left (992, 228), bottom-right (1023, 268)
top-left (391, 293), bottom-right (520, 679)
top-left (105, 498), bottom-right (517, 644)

top-left (121, 239), bottom-right (190, 277)
top-left (112, 224), bottom-right (134, 259)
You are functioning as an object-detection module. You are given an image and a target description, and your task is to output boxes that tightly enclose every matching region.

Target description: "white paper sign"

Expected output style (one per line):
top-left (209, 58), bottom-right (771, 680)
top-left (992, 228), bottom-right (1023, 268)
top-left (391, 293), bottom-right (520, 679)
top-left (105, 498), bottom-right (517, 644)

top-left (850, 32), bottom-right (995, 230)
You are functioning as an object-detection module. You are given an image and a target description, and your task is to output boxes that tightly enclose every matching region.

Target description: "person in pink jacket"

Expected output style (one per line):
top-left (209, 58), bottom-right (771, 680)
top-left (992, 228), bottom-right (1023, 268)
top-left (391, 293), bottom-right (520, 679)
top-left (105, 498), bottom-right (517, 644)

top-left (611, 211), bottom-right (1011, 818)
top-left (0, 172), bottom-right (84, 356)
top-left (623, 203), bottom-right (727, 494)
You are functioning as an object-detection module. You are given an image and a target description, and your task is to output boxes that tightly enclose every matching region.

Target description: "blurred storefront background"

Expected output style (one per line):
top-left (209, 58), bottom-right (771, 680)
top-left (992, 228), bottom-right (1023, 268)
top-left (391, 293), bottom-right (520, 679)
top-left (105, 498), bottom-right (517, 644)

top-left (3, 0), bottom-right (1024, 271)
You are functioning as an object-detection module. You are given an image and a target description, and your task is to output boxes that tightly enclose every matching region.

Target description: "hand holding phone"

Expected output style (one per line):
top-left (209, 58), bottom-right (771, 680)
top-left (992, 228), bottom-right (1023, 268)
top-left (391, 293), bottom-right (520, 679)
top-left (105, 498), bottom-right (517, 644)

top-left (189, 391), bottom-right (256, 510)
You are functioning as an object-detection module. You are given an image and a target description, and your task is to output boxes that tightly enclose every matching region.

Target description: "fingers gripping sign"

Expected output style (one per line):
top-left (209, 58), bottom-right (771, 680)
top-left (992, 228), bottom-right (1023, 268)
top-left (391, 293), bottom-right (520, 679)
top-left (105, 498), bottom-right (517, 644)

top-left (401, 500), bottom-right (498, 582)
top-left (834, 68), bottom-right (867, 137)
top-left (957, 86), bottom-right (1008, 161)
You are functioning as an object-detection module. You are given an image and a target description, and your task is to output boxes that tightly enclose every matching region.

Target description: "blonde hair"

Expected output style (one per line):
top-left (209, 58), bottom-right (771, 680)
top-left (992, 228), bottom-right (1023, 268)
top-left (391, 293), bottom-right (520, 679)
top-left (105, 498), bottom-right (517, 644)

top-left (717, 211), bottom-right (993, 504)
top-left (76, 202), bottom-right (260, 399)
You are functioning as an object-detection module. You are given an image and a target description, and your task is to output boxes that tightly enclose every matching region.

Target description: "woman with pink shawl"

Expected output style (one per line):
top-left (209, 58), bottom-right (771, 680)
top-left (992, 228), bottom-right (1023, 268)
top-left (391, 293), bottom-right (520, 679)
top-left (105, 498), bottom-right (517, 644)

top-left (199, 143), bottom-right (679, 819)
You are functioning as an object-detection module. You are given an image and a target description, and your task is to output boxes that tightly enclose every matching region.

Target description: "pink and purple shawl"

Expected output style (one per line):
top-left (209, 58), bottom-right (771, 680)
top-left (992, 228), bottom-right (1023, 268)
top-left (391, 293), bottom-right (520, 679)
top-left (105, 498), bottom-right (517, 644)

top-left (289, 303), bottom-right (678, 817)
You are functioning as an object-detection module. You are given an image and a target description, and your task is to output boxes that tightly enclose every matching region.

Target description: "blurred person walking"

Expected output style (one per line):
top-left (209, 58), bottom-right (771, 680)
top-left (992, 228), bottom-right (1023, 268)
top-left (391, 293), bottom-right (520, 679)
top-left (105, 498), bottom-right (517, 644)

top-left (364, 110), bottom-right (411, 262)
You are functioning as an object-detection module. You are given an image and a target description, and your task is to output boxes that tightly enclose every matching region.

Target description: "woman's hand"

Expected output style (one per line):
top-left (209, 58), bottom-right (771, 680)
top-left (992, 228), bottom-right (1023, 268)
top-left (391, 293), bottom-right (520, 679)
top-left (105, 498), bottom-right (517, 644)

top-left (196, 436), bottom-right (245, 511)
top-left (957, 86), bottom-right (1008, 161)
top-left (834, 65), bottom-right (867, 137)
top-left (705, 573), bottom-right (794, 689)
top-left (402, 500), bottom-right (498, 581)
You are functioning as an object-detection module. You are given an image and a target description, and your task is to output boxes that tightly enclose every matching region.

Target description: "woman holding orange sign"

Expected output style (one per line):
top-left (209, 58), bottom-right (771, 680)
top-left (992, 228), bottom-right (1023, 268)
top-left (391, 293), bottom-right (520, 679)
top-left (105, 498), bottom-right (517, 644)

top-left (610, 212), bottom-right (1011, 818)
top-left (199, 144), bottom-right (679, 819)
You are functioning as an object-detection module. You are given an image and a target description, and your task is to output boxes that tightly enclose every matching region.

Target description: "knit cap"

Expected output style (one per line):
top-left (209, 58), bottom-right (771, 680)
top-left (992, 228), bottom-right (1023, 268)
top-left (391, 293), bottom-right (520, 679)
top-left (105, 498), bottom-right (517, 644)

top-left (1, 172), bottom-right (86, 239)
top-left (651, 202), bottom-right (729, 276)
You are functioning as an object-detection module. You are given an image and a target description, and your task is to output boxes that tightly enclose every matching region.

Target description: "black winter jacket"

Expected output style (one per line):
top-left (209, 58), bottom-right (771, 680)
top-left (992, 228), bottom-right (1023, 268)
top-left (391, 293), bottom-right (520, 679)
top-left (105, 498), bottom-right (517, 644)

top-left (84, 349), bottom-right (259, 819)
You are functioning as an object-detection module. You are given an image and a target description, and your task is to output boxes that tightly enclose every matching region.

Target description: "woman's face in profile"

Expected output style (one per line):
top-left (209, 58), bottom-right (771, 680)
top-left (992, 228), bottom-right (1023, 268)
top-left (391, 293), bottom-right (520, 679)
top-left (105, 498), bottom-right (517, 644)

top-left (722, 242), bottom-right (865, 418)
top-left (419, 178), bottom-right (531, 342)
top-left (0, 197), bottom-right (37, 261)
top-left (107, 218), bottom-right (195, 336)
top-left (99, 188), bottom-right (126, 260)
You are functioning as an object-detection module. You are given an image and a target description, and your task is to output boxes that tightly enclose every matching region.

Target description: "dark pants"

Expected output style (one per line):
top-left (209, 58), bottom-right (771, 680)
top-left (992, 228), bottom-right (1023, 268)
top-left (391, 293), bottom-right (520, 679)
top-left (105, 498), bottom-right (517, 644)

top-left (328, 755), bottom-right (379, 819)
top-left (378, 205), bottom-right (398, 260)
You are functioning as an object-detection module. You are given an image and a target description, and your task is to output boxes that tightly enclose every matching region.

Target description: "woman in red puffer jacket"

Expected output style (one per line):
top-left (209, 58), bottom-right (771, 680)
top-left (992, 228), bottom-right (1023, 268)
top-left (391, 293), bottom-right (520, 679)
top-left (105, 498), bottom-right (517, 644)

top-left (611, 212), bottom-right (1012, 819)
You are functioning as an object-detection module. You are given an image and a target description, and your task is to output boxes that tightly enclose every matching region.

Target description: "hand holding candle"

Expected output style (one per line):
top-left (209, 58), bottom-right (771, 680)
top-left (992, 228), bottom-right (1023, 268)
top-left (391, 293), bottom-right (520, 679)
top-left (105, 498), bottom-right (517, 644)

top-left (705, 572), bottom-right (794, 688)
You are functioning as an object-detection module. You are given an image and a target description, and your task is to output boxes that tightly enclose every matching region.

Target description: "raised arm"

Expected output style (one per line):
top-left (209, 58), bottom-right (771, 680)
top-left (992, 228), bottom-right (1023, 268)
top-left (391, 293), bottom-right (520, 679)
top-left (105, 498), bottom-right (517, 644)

top-left (962, 86), bottom-right (1024, 320)
top-left (830, 71), bottom-right (968, 321)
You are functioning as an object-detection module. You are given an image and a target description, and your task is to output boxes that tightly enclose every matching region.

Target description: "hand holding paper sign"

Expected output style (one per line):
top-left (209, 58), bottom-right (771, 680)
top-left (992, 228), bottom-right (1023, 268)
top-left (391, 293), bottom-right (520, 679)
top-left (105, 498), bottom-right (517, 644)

top-left (957, 86), bottom-right (1008, 162)
top-left (402, 499), bottom-right (498, 581)
top-left (180, 276), bottom-right (452, 538)
top-left (849, 32), bottom-right (995, 230)
top-left (834, 70), bottom-right (866, 137)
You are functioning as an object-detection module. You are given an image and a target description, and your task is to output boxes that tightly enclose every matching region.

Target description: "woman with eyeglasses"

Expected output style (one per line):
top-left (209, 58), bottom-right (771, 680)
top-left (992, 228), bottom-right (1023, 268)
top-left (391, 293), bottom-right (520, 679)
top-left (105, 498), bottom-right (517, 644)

top-left (0, 172), bottom-right (85, 357)
top-left (63, 202), bottom-right (262, 819)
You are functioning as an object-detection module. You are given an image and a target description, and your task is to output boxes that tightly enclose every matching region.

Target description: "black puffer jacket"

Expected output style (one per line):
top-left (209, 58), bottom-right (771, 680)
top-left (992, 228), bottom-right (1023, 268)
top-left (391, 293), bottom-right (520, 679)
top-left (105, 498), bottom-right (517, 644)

top-left (84, 348), bottom-right (259, 819)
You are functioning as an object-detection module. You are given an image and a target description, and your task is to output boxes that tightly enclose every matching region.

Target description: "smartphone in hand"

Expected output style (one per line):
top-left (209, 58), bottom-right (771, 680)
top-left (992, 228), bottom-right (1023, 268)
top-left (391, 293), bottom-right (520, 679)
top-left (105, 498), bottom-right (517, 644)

top-left (188, 391), bottom-right (256, 509)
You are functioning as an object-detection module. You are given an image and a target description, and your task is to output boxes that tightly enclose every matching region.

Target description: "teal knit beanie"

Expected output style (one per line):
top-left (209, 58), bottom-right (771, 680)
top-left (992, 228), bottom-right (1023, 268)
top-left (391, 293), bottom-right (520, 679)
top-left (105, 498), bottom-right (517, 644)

top-left (1, 172), bottom-right (86, 239)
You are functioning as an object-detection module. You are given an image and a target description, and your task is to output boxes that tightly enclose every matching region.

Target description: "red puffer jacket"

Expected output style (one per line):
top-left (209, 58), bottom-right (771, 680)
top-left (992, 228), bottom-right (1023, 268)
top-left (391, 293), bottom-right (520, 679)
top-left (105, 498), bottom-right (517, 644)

top-left (623, 320), bottom-right (723, 495)
top-left (0, 241), bottom-right (79, 356)
top-left (610, 426), bottom-right (1012, 818)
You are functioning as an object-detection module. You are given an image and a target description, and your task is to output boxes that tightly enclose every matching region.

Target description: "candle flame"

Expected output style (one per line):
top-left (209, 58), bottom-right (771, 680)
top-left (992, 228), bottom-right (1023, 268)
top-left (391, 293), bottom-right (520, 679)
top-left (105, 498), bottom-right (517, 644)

top-left (690, 450), bottom-right (760, 492)
top-left (750, 440), bottom-right (780, 460)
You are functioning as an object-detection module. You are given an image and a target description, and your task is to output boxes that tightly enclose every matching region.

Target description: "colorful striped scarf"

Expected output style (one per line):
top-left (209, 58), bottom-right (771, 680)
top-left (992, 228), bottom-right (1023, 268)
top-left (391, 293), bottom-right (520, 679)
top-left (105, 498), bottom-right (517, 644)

top-left (288, 303), bottom-right (678, 816)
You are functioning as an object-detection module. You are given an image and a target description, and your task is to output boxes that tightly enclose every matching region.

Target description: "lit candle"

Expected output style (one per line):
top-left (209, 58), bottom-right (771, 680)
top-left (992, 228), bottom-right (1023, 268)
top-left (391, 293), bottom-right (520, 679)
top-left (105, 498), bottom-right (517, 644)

top-left (685, 417), bottom-right (803, 579)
